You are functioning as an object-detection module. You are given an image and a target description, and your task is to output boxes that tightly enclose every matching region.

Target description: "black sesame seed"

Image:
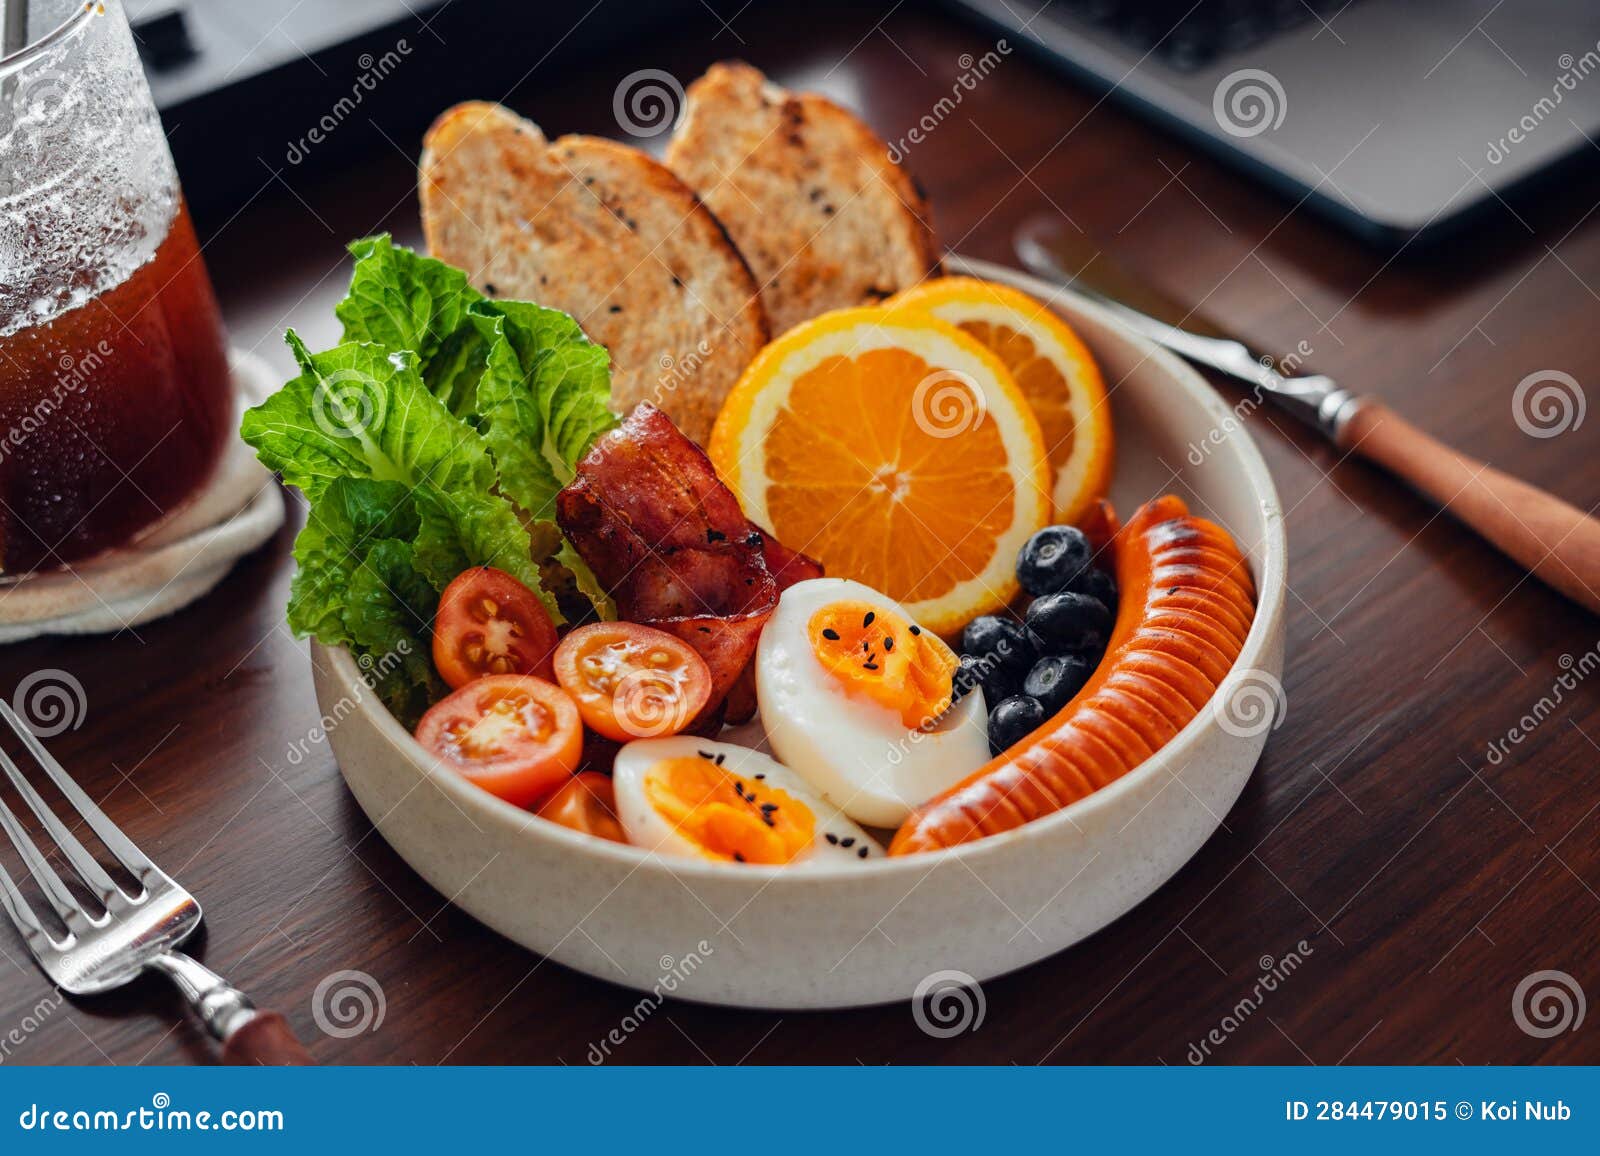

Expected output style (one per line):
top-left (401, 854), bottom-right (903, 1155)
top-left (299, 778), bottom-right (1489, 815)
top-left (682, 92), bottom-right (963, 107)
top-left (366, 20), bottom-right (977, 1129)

top-left (858, 846), bottom-right (869, 858)
top-left (822, 628), bottom-right (840, 641)
top-left (862, 640), bottom-right (870, 652)
top-left (863, 611), bottom-right (875, 627)
top-left (883, 637), bottom-right (894, 652)
top-left (745, 530), bottom-right (763, 547)
top-left (698, 750), bottom-right (715, 759)
top-left (760, 803), bottom-right (778, 813)
top-left (733, 852), bottom-right (745, 862)
top-left (825, 833), bottom-right (839, 845)
top-left (715, 754), bottom-right (726, 766)
top-left (840, 837), bottom-right (855, 848)
top-left (863, 661), bottom-right (879, 671)
top-left (909, 625), bottom-right (921, 635)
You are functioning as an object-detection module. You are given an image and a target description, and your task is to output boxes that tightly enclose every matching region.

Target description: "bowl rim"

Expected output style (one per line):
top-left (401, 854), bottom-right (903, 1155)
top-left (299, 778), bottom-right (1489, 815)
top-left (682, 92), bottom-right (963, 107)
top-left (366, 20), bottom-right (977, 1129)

top-left (319, 256), bottom-right (1286, 886)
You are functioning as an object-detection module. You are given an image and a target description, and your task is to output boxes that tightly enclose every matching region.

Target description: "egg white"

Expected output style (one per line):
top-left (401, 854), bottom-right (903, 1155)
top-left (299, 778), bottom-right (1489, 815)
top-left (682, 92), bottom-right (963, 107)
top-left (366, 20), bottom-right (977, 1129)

top-left (755, 578), bottom-right (990, 827)
top-left (611, 736), bottom-right (882, 865)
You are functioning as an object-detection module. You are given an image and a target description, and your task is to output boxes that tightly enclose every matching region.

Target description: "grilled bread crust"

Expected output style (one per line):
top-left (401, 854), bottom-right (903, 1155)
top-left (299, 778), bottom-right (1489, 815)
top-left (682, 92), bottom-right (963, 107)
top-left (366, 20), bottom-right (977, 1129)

top-left (665, 62), bottom-right (941, 336)
top-left (421, 101), bottom-right (770, 445)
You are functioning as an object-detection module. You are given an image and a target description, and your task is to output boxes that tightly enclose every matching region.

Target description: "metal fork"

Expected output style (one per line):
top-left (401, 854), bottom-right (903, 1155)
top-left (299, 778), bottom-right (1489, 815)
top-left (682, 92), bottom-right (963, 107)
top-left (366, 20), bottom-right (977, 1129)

top-left (0, 700), bottom-right (312, 1064)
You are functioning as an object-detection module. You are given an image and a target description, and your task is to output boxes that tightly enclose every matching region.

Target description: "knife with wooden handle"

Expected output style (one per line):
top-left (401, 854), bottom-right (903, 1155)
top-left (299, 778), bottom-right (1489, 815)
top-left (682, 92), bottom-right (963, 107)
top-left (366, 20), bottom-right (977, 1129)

top-left (1014, 218), bottom-right (1600, 616)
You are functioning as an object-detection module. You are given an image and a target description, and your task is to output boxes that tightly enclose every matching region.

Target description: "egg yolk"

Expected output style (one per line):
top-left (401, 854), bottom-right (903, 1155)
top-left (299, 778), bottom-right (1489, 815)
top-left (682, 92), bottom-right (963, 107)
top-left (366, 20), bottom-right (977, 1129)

top-left (643, 756), bottom-right (816, 864)
top-left (806, 601), bottom-right (958, 729)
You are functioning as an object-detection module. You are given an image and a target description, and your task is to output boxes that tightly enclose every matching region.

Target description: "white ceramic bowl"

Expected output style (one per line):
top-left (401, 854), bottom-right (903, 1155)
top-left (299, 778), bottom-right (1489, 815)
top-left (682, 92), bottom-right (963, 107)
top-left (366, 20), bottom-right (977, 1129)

top-left (311, 257), bottom-right (1286, 1009)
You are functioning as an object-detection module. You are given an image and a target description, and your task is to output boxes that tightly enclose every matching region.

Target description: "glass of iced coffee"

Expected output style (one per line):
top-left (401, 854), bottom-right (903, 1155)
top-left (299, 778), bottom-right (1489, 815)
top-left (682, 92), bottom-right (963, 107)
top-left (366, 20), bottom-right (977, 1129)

top-left (0, 0), bottom-right (232, 574)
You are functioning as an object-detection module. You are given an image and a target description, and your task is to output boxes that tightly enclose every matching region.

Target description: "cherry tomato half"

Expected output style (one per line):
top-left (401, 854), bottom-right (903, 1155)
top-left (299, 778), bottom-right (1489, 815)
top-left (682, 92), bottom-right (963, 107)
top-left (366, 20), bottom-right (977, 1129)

top-left (552, 623), bottom-right (713, 743)
top-left (415, 675), bottom-right (582, 807)
top-left (535, 771), bottom-right (626, 843)
top-left (433, 567), bottom-right (559, 690)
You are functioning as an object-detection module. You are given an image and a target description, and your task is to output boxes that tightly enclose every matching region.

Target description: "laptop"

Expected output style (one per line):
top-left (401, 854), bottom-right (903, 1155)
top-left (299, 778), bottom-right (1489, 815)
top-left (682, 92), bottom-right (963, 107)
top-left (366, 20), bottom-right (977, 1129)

top-left (945, 0), bottom-right (1600, 245)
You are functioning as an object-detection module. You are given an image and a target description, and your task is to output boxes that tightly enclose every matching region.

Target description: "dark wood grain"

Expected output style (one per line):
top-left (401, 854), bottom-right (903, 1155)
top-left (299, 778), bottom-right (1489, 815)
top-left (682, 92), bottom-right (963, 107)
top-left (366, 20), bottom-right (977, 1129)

top-left (2, 0), bottom-right (1597, 1066)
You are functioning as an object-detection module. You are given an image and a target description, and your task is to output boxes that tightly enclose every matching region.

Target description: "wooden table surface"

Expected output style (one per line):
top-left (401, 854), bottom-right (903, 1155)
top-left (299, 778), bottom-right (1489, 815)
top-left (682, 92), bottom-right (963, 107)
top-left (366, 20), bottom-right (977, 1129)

top-left (3, 0), bottom-right (1598, 1066)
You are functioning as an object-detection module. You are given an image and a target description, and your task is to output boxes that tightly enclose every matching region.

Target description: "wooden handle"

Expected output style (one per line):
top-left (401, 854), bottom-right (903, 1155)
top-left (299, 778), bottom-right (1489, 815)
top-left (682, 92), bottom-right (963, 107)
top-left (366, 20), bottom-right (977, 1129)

top-left (220, 1012), bottom-right (316, 1066)
top-left (1338, 399), bottom-right (1600, 614)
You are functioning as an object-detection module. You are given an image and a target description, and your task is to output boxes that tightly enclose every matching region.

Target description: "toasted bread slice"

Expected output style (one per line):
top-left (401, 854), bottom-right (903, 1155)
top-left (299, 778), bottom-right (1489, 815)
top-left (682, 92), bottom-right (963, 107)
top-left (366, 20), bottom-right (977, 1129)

top-left (420, 101), bottom-right (769, 445)
top-left (665, 62), bottom-right (941, 335)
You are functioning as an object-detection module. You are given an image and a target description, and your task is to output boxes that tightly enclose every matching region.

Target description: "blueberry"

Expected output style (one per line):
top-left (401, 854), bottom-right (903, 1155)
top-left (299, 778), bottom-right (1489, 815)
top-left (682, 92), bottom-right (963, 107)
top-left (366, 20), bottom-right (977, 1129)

top-left (960, 615), bottom-right (1036, 678)
top-left (1072, 566), bottom-right (1118, 615)
top-left (1025, 591), bottom-right (1112, 654)
top-left (953, 650), bottom-right (1020, 708)
top-left (1016, 525), bottom-right (1092, 596)
top-left (988, 695), bottom-right (1046, 756)
top-left (1022, 654), bottom-right (1093, 715)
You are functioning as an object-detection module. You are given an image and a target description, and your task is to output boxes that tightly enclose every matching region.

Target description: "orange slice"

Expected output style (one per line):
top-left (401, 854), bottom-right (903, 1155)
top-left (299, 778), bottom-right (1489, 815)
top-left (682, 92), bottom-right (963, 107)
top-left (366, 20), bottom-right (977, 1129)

top-left (889, 276), bottom-right (1113, 525)
top-left (709, 308), bottom-right (1050, 635)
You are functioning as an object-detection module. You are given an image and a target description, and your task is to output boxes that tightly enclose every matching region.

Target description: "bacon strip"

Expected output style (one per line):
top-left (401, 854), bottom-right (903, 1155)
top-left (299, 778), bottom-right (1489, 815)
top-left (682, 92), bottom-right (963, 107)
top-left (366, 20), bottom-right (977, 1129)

top-left (556, 403), bottom-right (820, 727)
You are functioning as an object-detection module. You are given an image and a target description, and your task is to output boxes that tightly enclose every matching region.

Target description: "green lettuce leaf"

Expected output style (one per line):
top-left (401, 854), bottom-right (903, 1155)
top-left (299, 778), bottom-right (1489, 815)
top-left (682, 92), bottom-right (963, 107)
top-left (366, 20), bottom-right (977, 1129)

top-left (286, 477), bottom-right (420, 643)
top-left (335, 235), bottom-right (487, 417)
top-left (242, 240), bottom-right (624, 721)
top-left (243, 331), bottom-right (546, 603)
top-left (346, 539), bottom-right (442, 724)
top-left (284, 478), bottom-right (440, 724)
top-left (470, 299), bottom-right (618, 523)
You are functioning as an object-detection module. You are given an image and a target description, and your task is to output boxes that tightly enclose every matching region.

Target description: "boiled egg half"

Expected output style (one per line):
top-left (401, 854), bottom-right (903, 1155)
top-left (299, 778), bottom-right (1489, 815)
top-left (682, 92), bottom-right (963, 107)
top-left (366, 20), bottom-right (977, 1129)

top-left (756, 578), bottom-right (989, 827)
top-left (612, 736), bottom-right (882, 865)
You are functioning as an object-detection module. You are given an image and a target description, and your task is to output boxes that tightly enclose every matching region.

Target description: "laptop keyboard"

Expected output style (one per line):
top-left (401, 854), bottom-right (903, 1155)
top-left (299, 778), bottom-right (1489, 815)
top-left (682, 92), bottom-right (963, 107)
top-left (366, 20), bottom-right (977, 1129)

top-left (1047, 0), bottom-right (1357, 72)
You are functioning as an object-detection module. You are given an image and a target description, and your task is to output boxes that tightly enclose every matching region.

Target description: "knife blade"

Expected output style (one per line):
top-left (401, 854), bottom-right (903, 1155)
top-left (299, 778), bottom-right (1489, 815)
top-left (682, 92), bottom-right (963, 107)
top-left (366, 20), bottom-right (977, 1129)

top-left (1006, 215), bottom-right (1600, 616)
top-left (1013, 216), bottom-right (1359, 439)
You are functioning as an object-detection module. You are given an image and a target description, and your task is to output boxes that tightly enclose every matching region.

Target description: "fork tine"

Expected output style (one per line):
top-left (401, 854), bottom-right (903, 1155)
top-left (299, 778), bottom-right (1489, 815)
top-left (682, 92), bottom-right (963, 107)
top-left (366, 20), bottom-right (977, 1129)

top-left (0, 700), bottom-right (155, 880)
top-left (0, 792), bottom-right (90, 932)
top-left (0, 856), bottom-right (52, 951)
top-left (0, 744), bottom-right (122, 905)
